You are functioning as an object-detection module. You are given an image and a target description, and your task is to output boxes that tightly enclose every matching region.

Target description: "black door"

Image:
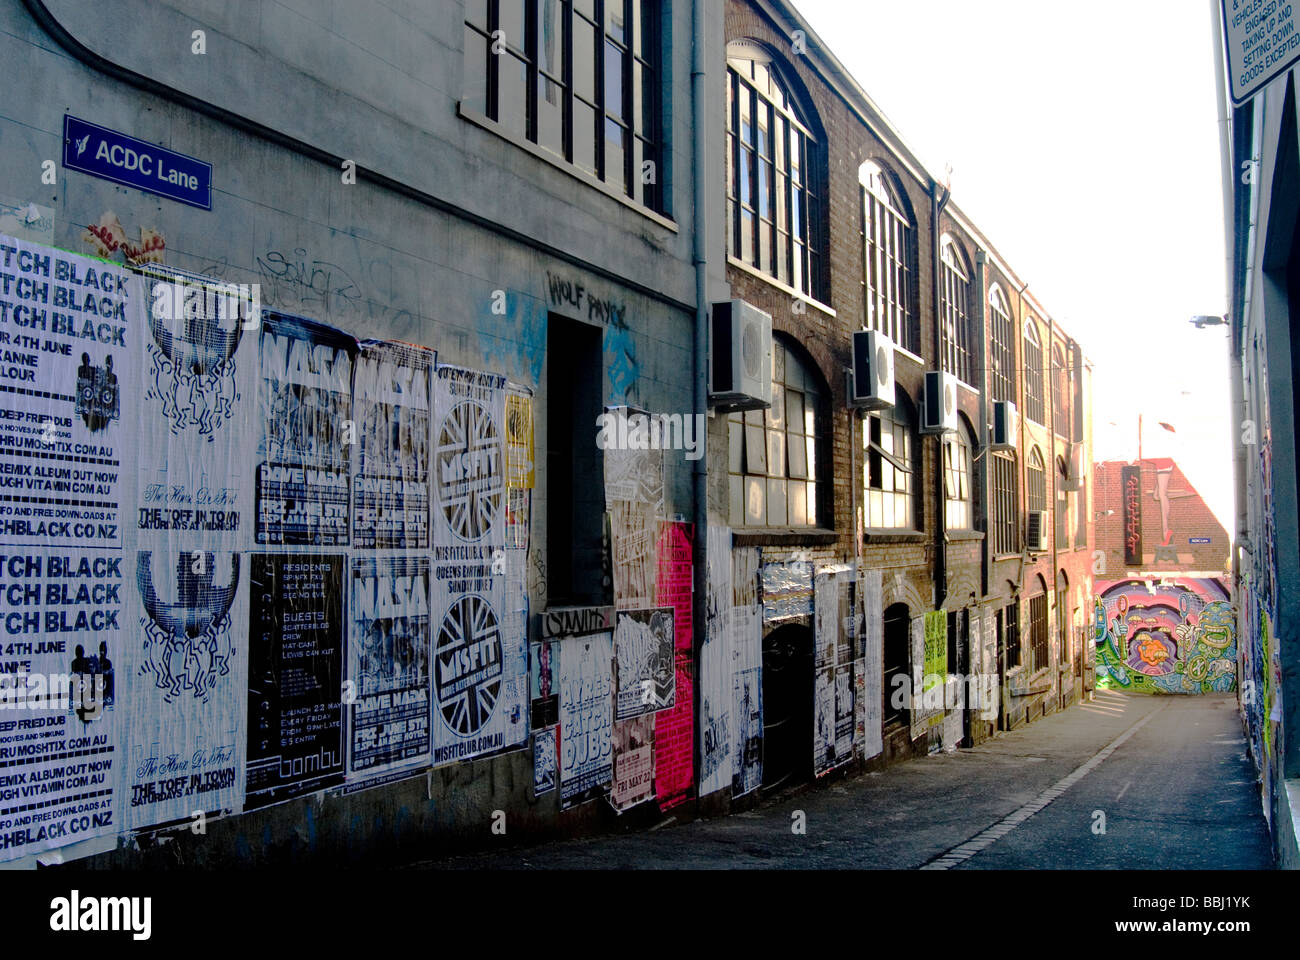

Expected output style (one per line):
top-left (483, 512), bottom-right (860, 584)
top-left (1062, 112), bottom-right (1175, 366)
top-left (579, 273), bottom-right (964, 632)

top-left (761, 623), bottom-right (813, 790)
top-left (882, 603), bottom-right (911, 731)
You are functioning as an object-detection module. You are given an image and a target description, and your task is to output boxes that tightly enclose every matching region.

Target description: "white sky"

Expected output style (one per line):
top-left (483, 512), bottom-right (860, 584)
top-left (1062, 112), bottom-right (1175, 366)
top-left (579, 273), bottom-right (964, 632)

top-left (792, 0), bottom-right (1234, 531)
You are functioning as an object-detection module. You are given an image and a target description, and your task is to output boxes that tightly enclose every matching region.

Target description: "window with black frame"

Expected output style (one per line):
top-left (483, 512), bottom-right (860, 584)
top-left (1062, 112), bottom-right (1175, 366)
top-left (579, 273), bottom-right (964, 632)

top-left (1029, 589), bottom-right (1049, 673)
top-left (1023, 318), bottom-right (1045, 425)
top-left (860, 160), bottom-right (917, 353)
top-left (940, 237), bottom-right (974, 386)
top-left (865, 396), bottom-right (915, 530)
top-left (726, 42), bottom-right (825, 300)
top-left (992, 451), bottom-right (1018, 554)
top-left (463, 0), bottom-right (663, 211)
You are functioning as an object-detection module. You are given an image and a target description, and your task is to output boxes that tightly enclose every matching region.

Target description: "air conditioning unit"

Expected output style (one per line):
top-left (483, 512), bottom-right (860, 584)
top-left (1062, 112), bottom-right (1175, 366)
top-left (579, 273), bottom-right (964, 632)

top-left (1061, 441), bottom-right (1085, 491)
top-left (1026, 510), bottom-right (1048, 552)
top-left (921, 370), bottom-right (959, 434)
top-left (710, 300), bottom-right (772, 411)
top-left (991, 400), bottom-right (1018, 451)
top-left (850, 329), bottom-right (895, 410)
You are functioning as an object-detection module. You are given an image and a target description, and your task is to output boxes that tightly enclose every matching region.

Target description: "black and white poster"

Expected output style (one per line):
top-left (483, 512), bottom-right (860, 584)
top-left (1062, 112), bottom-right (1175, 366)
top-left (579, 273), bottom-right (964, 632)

top-left (245, 553), bottom-right (345, 808)
top-left (614, 607), bottom-right (675, 720)
top-left (125, 547), bottom-right (247, 829)
top-left (530, 639), bottom-right (560, 729)
top-left (732, 604), bottom-right (762, 797)
top-left (135, 263), bottom-right (258, 554)
top-left (0, 237), bottom-right (137, 550)
top-left (256, 313), bottom-right (355, 547)
top-left (346, 556), bottom-right (431, 786)
top-left (532, 725), bottom-right (557, 797)
top-left (0, 548), bottom-right (125, 861)
top-left (351, 340), bottom-right (433, 550)
top-left (558, 630), bottom-right (613, 810)
top-left (431, 365), bottom-right (527, 765)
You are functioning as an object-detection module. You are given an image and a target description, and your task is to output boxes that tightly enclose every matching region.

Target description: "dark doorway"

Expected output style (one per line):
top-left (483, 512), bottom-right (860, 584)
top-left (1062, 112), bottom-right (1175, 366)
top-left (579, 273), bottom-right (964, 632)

top-left (761, 622), bottom-right (813, 791)
top-left (882, 603), bottom-right (911, 732)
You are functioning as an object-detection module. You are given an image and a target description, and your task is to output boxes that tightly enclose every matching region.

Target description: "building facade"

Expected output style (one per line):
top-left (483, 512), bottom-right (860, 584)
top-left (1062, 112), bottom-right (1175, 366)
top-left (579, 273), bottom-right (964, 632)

top-left (1216, 1), bottom-right (1300, 869)
top-left (0, 0), bottom-right (1091, 868)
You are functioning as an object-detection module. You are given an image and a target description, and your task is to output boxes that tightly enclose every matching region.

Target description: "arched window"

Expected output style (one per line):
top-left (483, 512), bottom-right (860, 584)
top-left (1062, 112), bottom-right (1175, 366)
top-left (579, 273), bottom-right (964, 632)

top-left (943, 423), bottom-right (973, 530)
top-left (860, 160), bottom-right (917, 353)
top-left (726, 41), bottom-right (825, 300)
top-left (865, 391), bottom-right (916, 529)
top-left (1023, 319), bottom-right (1045, 425)
top-left (992, 452), bottom-right (1018, 554)
top-left (463, 0), bottom-right (663, 210)
top-left (1027, 447), bottom-right (1047, 516)
top-left (1052, 344), bottom-right (1068, 432)
top-left (728, 336), bottom-right (824, 527)
top-left (1057, 569), bottom-right (1072, 679)
top-left (988, 285), bottom-right (1014, 403)
top-left (940, 237), bottom-right (974, 386)
top-left (1029, 574), bottom-right (1050, 672)
top-left (1055, 453), bottom-right (1073, 546)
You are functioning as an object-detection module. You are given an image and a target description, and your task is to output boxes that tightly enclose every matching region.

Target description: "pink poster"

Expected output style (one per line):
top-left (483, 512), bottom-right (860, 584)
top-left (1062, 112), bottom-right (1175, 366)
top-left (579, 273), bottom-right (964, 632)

top-left (654, 521), bottom-right (694, 808)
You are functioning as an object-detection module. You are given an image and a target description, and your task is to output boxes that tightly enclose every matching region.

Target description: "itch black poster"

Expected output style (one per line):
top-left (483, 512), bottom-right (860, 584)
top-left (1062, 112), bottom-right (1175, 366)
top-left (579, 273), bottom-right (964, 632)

top-left (245, 554), bottom-right (346, 808)
top-left (345, 556), bottom-right (432, 787)
top-left (256, 313), bottom-right (355, 547)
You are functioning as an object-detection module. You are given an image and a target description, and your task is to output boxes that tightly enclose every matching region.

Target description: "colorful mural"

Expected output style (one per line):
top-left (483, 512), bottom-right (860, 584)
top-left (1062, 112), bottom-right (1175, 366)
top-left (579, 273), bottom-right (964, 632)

top-left (1093, 578), bottom-right (1235, 694)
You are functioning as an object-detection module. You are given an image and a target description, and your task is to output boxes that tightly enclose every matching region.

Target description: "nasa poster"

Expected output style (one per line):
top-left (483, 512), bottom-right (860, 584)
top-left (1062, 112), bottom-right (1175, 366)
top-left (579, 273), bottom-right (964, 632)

top-left (245, 554), bottom-right (345, 809)
top-left (431, 365), bottom-right (527, 765)
top-left (351, 341), bottom-right (433, 550)
top-left (346, 556), bottom-right (432, 786)
top-left (256, 312), bottom-right (355, 547)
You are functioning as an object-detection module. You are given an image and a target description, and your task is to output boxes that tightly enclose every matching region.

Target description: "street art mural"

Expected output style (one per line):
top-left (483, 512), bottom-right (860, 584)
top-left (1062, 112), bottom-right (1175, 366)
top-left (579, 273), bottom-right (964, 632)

top-left (1093, 578), bottom-right (1235, 694)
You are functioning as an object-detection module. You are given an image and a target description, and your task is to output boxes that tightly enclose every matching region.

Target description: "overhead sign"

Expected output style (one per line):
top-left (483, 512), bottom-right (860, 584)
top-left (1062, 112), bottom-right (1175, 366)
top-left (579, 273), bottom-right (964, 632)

top-left (1122, 465), bottom-right (1143, 567)
top-left (62, 115), bottom-right (212, 210)
top-left (1221, 0), bottom-right (1300, 105)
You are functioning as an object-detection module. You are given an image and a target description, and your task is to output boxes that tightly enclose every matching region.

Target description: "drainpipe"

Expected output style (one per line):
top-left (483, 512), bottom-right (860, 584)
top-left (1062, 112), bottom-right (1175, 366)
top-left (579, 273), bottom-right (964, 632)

top-left (975, 250), bottom-right (990, 602)
top-left (931, 179), bottom-right (950, 611)
top-left (1048, 313), bottom-right (1061, 709)
top-left (691, 0), bottom-right (710, 792)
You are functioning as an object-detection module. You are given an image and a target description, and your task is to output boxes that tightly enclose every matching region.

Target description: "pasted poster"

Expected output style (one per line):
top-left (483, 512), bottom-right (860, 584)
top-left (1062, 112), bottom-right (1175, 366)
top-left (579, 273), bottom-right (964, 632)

top-left (614, 607), bottom-right (675, 720)
top-left (530, 639), bottom-right (560, 729)
top-left (909, 616), bottom-right (930, 741)
top-left (813, 567), bottom-right (852, 776)
top-left (653, 520), bottom-right (694, 809)
top-left (860, 568), bottom-right (884, 760)
top-left (732, 603), bottom-right (762, 797)
top-left (1121, 464), bottom-right (1142, 567)
top-left (135, 264), bottom-right (258, 555)
top-left (256, 312), bottom-right (355, 547)
top-left (351, 340), bottom-right (433, 550)
top-left (346, 556), bottom-right (431, 786)
top-left (431, 365), bottom-right (527, 764)
top-left (813, 665), bottom-right (834, 777)
top-left (610, 715), bottom-right (654, 812)
top-left (699, 524), bottom-right (733, 796)
top-left (924, 611), bottom-right (947, 690)
top-left (504, 386), bottom-right (533, 551)
top-left (245, 554), bottom-right (345, 809)
top-left (605, 434), bottom-right (663, 609)
top-left (533, 726), bottom-right (557, 797)
top-left (126, 547), bottom-right (247, 829)
top-left (0, 548), bottom-right (125, 861)
top-left (761, 558), bottom-right (813, 621)
top-left (558, 630), bottom-right (613, 809)
top-left (0, 238), bottom-right (137, 550)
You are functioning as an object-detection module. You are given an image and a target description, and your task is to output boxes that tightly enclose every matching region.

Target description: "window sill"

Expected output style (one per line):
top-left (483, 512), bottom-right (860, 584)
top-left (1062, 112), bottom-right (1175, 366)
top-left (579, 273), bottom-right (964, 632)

top-left (893, 344), bottom-right (926, 367)
top-left (457, 104), bottom-right (678, 233)
top-left (726, 256), bottom-right (836, 317)
top-left (944, 529), bottom-right (984, 543)
top-left (732, 526), bottom-right (838, 547)
top-left (992, 552), bottom-right (1021, 562)
top-left (862, 529), bottom-right (926, 544)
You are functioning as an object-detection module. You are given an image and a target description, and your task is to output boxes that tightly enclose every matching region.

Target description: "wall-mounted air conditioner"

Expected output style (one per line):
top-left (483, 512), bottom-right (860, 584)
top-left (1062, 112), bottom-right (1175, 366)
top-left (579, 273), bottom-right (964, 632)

top-left (1026, 511), bottom-right (1049, 553)
top-left (710, 300), bottom-right (772, 411)
top-left (1061, 441), bottom-right (1085, 491)
top-left (991, 400), bottom-right (1018, 451)
top-left (850, 329), bottom-right (895, 410)
top-left (921, 370), bottom-right (959, 434)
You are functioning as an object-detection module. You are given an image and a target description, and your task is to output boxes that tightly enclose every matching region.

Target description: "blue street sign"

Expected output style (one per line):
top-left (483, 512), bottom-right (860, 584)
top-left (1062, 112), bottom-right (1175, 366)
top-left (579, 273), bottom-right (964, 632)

top-left (62, 115), bottom-right (212, 210)
top-left (1189, 537), bottom-right (1211, 544)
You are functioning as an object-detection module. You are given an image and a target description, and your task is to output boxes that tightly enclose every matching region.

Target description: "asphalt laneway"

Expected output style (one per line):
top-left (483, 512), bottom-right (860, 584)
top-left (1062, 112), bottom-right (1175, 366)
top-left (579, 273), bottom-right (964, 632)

top-left (414, 691), bottom-right (1274, 870)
